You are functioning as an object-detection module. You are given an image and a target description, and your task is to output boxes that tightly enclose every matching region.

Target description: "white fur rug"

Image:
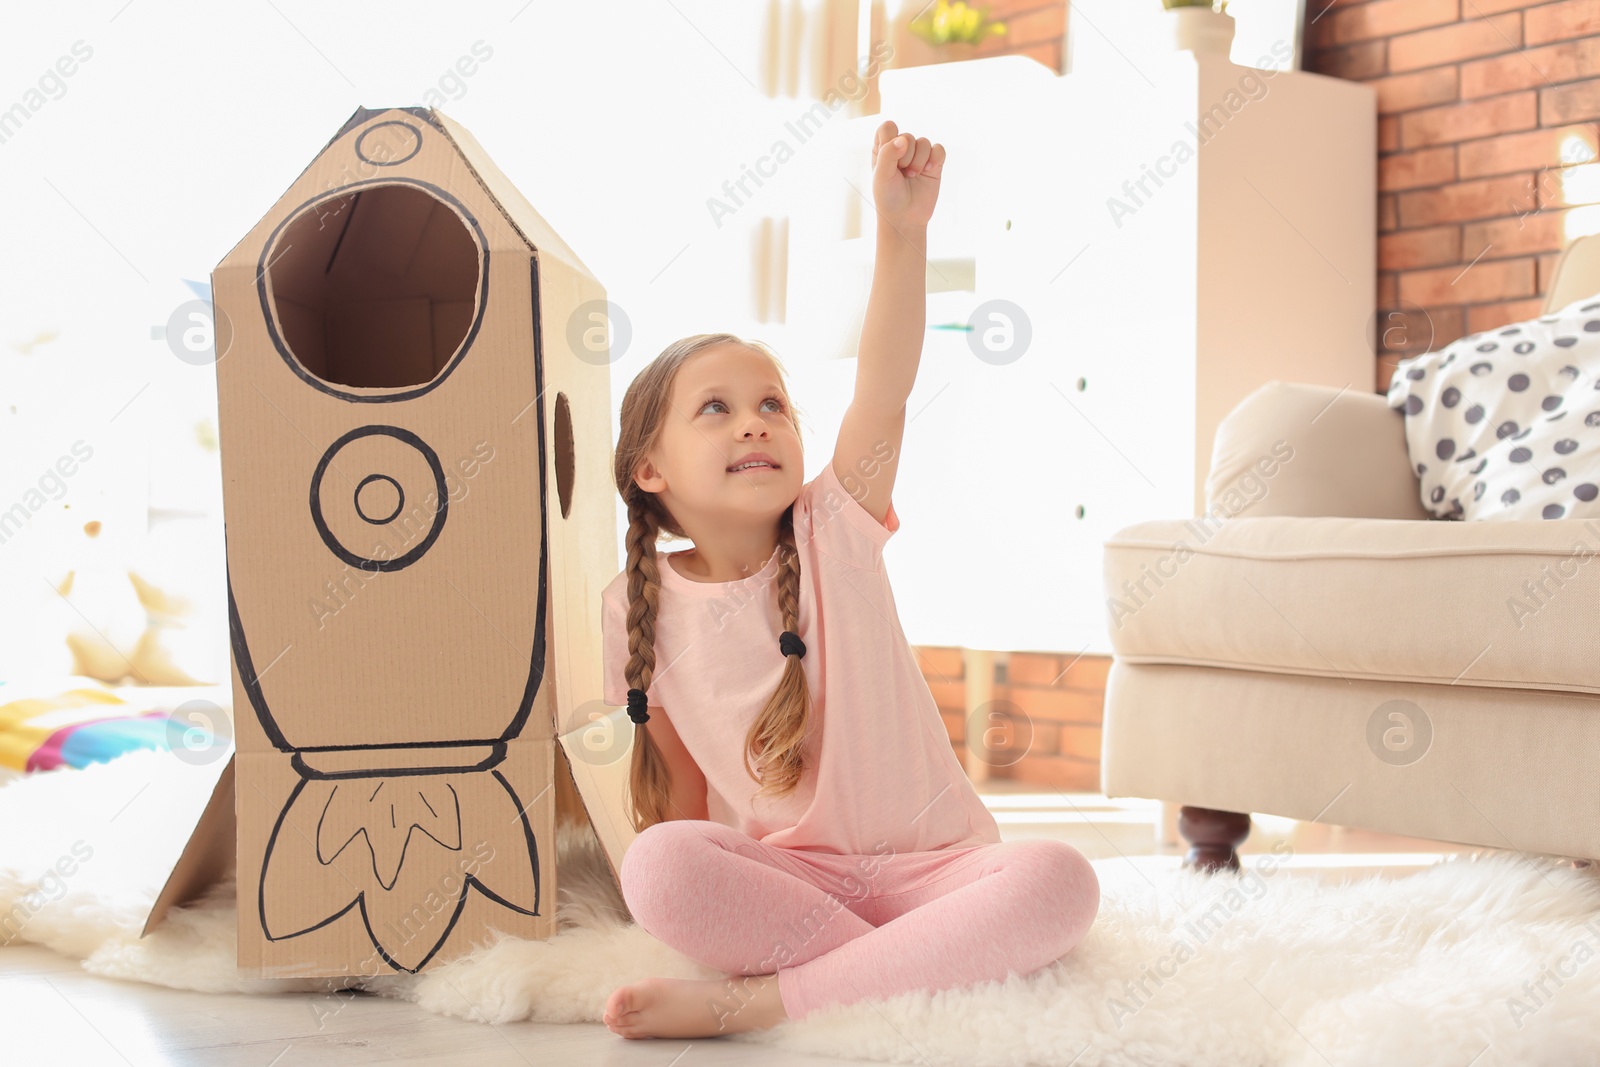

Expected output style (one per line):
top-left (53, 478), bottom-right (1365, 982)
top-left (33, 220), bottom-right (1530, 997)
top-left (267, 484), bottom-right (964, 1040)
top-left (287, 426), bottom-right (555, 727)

top-left (4, 751), bottom-right (1600, 1067)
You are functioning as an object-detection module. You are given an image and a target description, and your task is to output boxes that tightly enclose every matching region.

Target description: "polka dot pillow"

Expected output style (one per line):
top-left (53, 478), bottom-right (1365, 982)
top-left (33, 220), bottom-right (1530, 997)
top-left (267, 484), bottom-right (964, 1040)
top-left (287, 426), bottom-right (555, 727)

top-left (1386, 291), bottom-right (1600, 521)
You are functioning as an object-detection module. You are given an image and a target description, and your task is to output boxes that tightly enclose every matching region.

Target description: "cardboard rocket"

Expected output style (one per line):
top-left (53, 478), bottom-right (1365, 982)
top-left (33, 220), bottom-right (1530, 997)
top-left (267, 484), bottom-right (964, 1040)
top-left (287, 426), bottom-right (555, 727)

top-left (142, 106), bottom-right (641, 978)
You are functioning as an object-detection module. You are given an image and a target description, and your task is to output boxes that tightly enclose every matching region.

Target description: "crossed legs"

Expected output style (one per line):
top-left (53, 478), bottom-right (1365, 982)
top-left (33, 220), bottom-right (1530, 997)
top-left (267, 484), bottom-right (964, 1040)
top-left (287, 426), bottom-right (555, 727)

top-left (604, 820), bottom-right (1099, 1037)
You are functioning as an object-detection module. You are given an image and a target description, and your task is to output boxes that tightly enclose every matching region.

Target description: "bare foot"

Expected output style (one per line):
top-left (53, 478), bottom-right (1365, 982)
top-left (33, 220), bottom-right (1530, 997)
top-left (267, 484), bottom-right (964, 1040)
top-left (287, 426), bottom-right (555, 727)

top-left (603, 973), bottom-right (788, 1039)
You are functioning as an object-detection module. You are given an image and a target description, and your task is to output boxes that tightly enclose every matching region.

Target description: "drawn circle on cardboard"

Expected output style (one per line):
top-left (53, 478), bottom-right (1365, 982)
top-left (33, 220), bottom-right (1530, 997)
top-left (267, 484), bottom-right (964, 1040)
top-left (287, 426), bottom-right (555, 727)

top-left (311, 425), bottom-right (448, 571)
top-left (354, 120), bottom-right (423, 167)
top-left (257, 178), bottom-right (490, 402)
top-left (354, 473), bottom-right (405, 525)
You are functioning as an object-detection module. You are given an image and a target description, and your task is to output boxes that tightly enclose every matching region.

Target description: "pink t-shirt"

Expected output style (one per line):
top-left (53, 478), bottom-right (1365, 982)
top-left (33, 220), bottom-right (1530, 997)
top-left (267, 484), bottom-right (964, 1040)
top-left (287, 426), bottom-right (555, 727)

top-left (602, 460), bottom-right (1001, 856)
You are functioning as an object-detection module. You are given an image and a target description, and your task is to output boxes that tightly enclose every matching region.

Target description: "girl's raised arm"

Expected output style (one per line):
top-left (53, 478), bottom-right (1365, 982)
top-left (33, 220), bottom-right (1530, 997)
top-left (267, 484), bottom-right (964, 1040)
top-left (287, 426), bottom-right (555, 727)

top-left (833, 120), bottom-right (944, 526)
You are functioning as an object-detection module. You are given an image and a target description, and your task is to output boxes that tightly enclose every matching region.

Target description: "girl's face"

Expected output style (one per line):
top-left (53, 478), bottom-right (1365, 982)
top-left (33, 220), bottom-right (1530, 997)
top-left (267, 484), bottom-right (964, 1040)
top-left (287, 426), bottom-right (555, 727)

top-left (633, 343), bottom-right (803, 526)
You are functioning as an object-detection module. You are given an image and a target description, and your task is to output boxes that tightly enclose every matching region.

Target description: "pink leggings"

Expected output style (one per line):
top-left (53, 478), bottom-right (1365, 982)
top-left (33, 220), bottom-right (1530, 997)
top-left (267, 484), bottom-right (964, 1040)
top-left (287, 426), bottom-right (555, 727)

top-left (618, 819), bottom-right (1100, 1022)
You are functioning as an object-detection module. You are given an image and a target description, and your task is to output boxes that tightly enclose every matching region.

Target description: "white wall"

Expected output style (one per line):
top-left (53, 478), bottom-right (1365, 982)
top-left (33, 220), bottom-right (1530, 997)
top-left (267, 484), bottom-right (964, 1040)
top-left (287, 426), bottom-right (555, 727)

top-left (0, 1), bottom-right (871, 678)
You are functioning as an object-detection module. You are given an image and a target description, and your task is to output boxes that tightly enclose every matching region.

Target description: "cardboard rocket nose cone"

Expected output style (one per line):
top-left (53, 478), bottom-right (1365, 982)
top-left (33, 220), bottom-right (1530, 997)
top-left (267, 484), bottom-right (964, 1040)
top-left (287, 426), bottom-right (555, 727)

top-left (143, 106), bottom-right (638, 979)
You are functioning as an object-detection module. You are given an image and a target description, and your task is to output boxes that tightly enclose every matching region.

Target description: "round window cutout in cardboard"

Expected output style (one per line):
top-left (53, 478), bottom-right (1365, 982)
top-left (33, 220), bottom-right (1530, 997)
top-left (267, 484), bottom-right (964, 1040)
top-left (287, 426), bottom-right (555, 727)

top-left (261, 180), bottom-right (487, 395)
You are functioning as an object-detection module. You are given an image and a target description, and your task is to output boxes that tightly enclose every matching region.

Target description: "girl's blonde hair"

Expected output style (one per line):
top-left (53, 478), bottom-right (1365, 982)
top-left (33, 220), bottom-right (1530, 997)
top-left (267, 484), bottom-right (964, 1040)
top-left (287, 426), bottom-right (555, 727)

top-left (612, 333), bottom-right (813, 833)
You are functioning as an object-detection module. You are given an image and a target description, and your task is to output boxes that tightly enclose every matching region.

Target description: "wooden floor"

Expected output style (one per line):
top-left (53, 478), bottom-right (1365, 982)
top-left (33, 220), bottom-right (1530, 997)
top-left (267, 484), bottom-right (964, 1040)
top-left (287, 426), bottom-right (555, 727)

top-left (2, 785), bottom-right (1475, 1067)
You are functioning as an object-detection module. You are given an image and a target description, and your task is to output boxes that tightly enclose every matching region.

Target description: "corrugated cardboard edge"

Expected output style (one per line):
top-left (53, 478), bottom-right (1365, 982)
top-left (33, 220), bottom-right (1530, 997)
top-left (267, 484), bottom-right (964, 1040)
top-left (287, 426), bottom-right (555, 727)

top-left (427, 109), bottom-right (600, 283)
top-left (141, 754), bottom-right (237, 937)
top-left (552, 735), bottom-right (625, 891)
top-left (556, 712), bottom-right (646, 891)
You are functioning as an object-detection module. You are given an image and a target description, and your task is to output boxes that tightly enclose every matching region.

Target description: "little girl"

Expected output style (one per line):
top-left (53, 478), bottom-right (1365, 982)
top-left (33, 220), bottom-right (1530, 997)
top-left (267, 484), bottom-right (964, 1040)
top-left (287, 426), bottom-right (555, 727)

top-left (599, 122), bottom-right (1100, 1040)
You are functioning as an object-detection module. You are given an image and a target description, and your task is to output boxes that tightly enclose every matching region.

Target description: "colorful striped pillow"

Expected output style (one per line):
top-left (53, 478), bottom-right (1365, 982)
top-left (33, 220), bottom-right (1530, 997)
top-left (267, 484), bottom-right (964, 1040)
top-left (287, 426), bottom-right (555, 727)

top-left (0, 680), bottom-right (227, 774)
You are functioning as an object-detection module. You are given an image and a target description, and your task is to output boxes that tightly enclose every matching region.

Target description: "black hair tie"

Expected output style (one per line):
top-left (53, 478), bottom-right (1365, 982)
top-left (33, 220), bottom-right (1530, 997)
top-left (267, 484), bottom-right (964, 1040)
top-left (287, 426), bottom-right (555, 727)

top-left (779, 630), bottom-right (806, 659)
top-left (626, 687), bottom-right (650, 725)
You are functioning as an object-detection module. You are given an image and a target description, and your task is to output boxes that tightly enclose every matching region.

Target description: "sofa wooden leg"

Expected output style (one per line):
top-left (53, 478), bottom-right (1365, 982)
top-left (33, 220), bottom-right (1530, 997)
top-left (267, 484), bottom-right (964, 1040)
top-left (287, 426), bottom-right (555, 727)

top-left (1178, 806), bottom-right (1251, 873)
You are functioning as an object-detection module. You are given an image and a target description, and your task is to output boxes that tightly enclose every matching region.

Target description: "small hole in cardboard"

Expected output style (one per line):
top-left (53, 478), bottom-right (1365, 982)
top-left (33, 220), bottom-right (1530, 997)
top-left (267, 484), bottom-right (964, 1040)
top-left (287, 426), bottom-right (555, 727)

top-left (554, 392), bottom-right (575, 519)
top-left (266, 184), bottom-right (480, 389)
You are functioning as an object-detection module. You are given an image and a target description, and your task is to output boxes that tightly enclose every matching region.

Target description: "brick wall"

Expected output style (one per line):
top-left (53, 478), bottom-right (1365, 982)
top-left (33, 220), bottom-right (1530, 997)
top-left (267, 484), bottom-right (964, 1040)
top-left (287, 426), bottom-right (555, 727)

top-left (1303, 0), bottom-right (1600, 392)
top-left (916, 647), bottom-right (1110, 791)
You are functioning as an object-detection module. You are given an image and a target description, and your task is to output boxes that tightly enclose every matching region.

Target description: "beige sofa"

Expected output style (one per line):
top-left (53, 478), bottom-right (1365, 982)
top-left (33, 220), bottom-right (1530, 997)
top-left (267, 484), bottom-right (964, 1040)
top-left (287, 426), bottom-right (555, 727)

top-left (1098, 236), bottom-right (1600, 871)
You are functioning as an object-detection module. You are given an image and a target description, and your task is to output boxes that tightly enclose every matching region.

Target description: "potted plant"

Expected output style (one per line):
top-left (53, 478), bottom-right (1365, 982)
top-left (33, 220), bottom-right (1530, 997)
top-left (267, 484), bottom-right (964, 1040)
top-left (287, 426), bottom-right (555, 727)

top-left (1160, 0), bottom-right (1235, 55)
top-left (909, 0), bottom-right (1008, 62)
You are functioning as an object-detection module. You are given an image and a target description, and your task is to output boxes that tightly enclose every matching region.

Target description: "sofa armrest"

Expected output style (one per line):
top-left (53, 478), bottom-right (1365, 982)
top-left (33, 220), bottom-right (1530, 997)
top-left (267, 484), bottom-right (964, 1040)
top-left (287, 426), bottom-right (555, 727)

top-left (1204, 381), bottom-right (1432, 521)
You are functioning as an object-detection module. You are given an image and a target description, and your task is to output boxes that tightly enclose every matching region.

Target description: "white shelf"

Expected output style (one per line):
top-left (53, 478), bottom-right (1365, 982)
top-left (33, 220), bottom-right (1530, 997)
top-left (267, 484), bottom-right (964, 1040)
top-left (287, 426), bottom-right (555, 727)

top-left (787, 54), bottom-right (1375, 654)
